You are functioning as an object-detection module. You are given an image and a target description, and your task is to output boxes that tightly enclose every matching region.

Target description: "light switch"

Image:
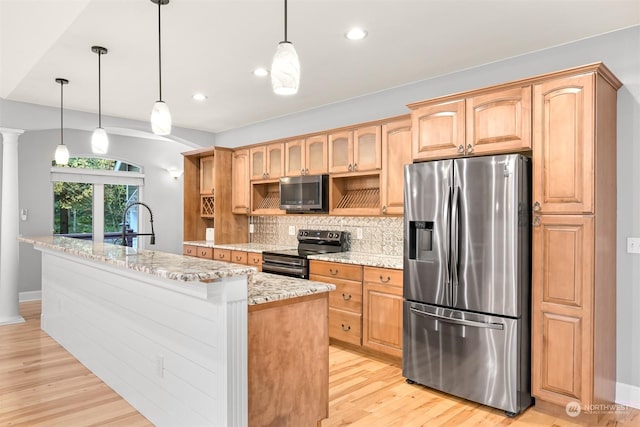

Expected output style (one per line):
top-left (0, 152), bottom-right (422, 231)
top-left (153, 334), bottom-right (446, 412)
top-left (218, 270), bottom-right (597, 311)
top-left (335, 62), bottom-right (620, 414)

top-left (20, 208), bottom-right (28, 221)
top-left (288, 225), bottom-right (296, 236)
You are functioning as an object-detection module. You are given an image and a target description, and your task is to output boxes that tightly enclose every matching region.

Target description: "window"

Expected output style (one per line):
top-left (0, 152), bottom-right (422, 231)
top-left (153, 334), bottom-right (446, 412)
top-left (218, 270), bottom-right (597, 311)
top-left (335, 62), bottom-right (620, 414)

top-left (52, 157), bottom-right (145, 246)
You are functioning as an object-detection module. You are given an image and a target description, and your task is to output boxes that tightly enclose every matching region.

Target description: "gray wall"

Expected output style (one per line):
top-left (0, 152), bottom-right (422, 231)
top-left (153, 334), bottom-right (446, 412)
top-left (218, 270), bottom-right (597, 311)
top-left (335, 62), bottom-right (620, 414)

top-left (214, 26), bottom-right (640, 391)
top-left (13, 128), bottom-right (192, 293)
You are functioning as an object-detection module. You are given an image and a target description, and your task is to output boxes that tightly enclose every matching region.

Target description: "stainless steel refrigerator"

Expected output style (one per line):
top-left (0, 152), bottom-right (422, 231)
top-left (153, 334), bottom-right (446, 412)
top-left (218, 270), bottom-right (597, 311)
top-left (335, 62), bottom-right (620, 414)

top-left (403, 154), bottom-right (532, 416)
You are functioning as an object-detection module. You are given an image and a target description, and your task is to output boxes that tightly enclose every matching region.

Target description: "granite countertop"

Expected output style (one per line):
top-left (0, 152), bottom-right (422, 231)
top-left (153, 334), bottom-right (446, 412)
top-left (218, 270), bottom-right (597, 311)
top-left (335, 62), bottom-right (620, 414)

top-left (184, 241), bottom-right (295, 253)
top-left (308, 252), bottom-right (403, 270)
top-left (20, 236), bottom-right (336, 305)
top-left (20, 235), bottom-right (257, 283)
top-left (248, 272), bottom-right (335, 305)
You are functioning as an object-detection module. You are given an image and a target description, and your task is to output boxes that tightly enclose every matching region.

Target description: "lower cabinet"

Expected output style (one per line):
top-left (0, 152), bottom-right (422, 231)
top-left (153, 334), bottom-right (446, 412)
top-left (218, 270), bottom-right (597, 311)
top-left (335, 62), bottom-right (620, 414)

top-left (309, 260), bottom-right (363, 346)
top-left (183, 244), bottom-right (212, 259)
top-left (247, 253), bottom-right (262, 271)
top-left (310, 260), bottom-right (403, 358)
top-left (213, 248), bottom-right (230, 262)
top-left (362, 267), bottom-right (403, 358)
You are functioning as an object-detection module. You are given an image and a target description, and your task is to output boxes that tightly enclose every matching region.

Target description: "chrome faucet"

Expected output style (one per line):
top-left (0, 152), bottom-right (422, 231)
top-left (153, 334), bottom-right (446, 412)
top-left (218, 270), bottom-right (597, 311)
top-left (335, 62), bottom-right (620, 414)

top-left (121, 201), bottom-right (155, 246)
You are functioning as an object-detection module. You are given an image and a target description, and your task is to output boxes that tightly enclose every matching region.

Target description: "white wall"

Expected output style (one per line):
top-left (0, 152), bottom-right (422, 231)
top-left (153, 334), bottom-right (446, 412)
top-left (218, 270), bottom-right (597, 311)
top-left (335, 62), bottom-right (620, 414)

top-left (214, 26), bottom-right (640, 395)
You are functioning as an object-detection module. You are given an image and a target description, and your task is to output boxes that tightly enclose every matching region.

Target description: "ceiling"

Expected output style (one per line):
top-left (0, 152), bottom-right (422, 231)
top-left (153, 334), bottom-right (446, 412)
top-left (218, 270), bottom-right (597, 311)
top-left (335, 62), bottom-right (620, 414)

top-left (1, 0), bottom-right (639, 134)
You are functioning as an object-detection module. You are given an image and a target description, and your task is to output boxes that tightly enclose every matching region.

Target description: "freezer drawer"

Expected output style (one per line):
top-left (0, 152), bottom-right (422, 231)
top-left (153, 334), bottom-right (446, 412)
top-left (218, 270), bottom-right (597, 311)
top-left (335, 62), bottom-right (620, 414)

top-left (402, 301), bottom-right (531, 414)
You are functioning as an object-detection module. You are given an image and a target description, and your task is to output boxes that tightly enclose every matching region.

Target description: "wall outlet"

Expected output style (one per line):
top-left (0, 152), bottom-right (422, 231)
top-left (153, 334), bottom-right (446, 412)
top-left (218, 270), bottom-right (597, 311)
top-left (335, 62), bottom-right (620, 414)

top-left (627, 237), bottom-right (640, 254)
top-left (356, 228), bottom-right (363, 240)
top-left (288, 225), bottom-right (296, 236)
top-left (249, 224), bottom-right (254, 234)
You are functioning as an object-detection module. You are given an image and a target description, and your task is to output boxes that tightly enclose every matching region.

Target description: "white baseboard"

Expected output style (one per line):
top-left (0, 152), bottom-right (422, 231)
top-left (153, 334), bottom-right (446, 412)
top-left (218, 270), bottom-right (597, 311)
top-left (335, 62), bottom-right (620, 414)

top-left (19, 290), bottom-right (42, 302)
top-left (617, 382), bottom-right (640, 409)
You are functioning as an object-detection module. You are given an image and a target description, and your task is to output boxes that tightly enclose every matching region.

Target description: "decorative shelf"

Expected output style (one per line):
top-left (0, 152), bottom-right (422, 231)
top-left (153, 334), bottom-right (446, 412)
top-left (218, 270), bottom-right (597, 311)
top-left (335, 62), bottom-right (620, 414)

top-left (330, 173), bottom-right (381, 216)
top-left (257, 191), bottom-right (280, 210)
top-left (200, 195), bottom-right (215, 218)
top-left (335, 187), bottom-right (380, 209)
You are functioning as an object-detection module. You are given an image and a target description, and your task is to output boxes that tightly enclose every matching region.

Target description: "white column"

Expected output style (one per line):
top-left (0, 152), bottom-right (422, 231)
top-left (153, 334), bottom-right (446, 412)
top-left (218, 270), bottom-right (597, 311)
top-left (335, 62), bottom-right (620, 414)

top-left (0, 127), bottom-right (25, 325)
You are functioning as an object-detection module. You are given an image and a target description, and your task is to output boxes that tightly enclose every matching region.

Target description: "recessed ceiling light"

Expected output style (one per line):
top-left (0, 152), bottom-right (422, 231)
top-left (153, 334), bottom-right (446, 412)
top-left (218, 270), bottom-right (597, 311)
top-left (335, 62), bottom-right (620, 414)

top-left (192, 93), bottom-right (207, 101)
top-left (253, 67), bottom-right (269, 77)
top-left (345, 28), bottom-right (367, 40)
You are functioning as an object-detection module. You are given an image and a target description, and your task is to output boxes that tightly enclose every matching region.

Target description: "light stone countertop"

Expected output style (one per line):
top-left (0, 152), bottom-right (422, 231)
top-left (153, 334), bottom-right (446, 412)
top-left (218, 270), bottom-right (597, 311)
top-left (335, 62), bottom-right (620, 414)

top-left (183, 241), bottom-right (295, 253)
top-left (20, 236), bottom-right (336, 305)
top-left (248, 272), bottom-right (335, 305)
top-left (308, 252), bottom-right (403, 270)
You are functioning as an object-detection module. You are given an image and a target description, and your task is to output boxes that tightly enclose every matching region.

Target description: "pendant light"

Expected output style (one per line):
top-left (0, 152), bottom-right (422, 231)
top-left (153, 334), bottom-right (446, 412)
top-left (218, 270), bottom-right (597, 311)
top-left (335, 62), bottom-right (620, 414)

top-left (91, 46), bottom-right (109, 154)
top-left (54, 78), bottom-right (70, 166)
top-left (150, 0), bottom-right (171, 135)
top-left (271, 0), bottom-right (300, 95)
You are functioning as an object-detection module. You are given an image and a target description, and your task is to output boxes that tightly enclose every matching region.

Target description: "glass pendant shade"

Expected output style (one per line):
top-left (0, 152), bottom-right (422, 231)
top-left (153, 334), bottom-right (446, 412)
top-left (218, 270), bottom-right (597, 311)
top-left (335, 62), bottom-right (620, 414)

top-left (151, 100), bottom-right (172, 135)
top-left (91, 127), bottom-right (109, 154)
top-left (271, 41), bottom-right (300, 95)
top-left (55, 143), bottom-right (70, 166)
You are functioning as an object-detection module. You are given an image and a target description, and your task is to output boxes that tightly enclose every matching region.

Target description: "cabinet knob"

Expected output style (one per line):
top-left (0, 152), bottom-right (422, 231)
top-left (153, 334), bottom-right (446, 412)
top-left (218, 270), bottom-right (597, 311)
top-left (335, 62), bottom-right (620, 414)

top-left (533, 216), bottom-right (541, 227)
top-left (340, 323), bottom-right (351, 332)
top-left (467, 144), bottom-right (473, 153)
top-left (457, 145), bottom-right (464, 153)
top-left (379, 275), bottom-right (391, 283)
top-left (353, 163), bottom-right (358, 171)
top-left (533, 201), bottom-right (541, 212)
top-left (305, 168), bottom-right (309, 174)
top-left (301, 168), bottom-right (305, 175)
top-left (246, 208), bottom-right (250, 213)
top-left (382, 205), bottom-right (387, 214)
top-left (329, 268), bottom-right (339, 276)
top-left (342, 293), bottom-right (352, 301)
top-left (348, 164), bottom-right (353, 172)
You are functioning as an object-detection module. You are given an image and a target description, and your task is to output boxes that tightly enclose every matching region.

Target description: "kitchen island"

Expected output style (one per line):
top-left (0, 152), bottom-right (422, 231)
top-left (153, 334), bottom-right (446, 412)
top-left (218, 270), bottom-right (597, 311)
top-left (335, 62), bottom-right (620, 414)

top-left (19, 236), bottom-right (335, 427)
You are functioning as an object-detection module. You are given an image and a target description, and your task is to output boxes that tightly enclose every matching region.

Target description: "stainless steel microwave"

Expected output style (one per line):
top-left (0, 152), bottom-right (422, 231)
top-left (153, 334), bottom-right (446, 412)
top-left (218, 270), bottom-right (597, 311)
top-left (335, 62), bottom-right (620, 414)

top-left (279, 174), bottom-right (329, 213)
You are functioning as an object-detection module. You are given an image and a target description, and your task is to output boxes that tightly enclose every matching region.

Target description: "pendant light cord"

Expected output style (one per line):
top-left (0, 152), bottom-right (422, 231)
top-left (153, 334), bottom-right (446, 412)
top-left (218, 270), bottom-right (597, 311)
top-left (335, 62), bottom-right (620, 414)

top-left (98, 51), bottom-right (102, 127)
top-left (158, 0), bottom-right (163, 102)
top-left (60, 81), bottom-right (64, 145)
top-left (284, 0), bottom-right (288, 42)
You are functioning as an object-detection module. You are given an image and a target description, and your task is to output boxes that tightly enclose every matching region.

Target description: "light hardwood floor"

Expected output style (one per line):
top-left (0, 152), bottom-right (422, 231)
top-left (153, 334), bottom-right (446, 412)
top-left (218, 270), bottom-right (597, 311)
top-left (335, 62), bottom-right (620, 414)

top-left (2, 301), bottom-right (638, 426)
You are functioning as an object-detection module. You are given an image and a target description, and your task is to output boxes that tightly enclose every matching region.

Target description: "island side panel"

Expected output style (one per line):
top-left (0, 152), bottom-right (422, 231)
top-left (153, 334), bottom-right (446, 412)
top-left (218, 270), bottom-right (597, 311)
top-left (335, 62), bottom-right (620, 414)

top-left (39, 249), bottom-right (248, 427)
top-left (248, 293), bottom-right (329, 426)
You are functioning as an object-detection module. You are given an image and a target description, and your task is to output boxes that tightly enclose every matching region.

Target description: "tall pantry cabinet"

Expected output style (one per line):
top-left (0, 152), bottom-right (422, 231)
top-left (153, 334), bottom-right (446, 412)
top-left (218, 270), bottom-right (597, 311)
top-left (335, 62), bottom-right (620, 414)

top-left (531, 64), bottom-right (621, 413)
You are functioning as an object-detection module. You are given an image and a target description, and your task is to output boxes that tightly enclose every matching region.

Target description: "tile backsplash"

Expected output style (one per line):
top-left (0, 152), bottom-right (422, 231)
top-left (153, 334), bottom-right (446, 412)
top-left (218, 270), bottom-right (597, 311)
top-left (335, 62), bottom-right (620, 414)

top-left (249, 215), bottom-right (404, 256)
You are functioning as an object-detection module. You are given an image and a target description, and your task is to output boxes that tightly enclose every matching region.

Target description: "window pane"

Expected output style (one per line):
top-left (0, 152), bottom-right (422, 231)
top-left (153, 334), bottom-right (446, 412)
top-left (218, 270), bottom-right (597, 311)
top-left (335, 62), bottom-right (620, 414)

top-left (53, 182), bottom-right (93, 238)
top-left (104, 185), bottom-right (139, 245)
top-left (51, 157), bottom-right (140, 172)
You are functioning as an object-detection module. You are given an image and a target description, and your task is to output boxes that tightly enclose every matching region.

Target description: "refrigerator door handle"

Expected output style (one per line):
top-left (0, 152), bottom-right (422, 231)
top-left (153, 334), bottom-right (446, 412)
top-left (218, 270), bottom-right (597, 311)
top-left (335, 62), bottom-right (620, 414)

top-left (443, 185), bottom-right (452, 291)
top-left (409, 307), bottom-right (504, 331)
top-left (450, 185), bottom-right (460, 305)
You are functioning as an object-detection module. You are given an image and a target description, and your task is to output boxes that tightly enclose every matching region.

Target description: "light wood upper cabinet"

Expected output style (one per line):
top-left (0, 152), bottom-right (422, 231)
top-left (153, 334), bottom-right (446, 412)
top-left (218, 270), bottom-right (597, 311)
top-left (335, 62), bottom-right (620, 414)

top-left (232, 149), bottom-right (250, 214)
top-left (411, 99), bottom-right (465, 161)
top-left (533, 74), bottom-right (594, 214)
top-left (466, 85), bottom-right (531, 155)
top-left (285, 135), bottom-right (328, 176)
top-left (250, 143), bottom-right (284, 180)
top-left (199, 155), bottom-right (215, 195)
top-left (329, 126), bottom-right (381, 173)
top-left (381, 118), bottom-right (411, 215)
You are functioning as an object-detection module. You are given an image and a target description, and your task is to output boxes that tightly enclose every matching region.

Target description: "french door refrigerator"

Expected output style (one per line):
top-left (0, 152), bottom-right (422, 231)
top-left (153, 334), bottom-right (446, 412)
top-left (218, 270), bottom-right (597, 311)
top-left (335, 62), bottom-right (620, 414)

top-left (403, 154), bottom-right (532, 416)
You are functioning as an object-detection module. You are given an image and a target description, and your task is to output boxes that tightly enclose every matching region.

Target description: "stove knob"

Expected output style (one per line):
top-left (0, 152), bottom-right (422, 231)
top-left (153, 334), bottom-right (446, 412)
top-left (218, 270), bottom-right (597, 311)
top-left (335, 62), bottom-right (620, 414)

top-left (299, 231), bottom-right (304, 236)
top-left (303, 231), bottom-right (308, 237)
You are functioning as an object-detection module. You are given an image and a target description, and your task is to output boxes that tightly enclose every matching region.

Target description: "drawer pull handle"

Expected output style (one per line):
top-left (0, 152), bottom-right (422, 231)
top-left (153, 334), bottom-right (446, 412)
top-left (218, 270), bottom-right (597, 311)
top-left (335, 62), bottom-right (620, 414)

top-left (341, 324), bottom-right (351, 332)
top-left (342, 293), bottom-right (352, 301)
top-left (253, 258), bottom-right (260, 263)
top-left (329, 268), bottom-right (339, 275)
top-left (235, 256), bottom-right (242, 261)
top-left (379, 275), bottom-right (391, 283)
top-left (219, 254), bottom-right (225, 259)
top-left (201, 251), bottom-right (207, 256)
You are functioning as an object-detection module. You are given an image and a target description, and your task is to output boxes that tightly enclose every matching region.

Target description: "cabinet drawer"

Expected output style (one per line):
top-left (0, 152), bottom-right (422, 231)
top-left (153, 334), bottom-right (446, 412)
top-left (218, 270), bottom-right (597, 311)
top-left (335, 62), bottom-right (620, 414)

top-left (247, 253), bottom-right (263, 270)
top-left (231, 250), bottom-right (248, 264)
top-left (324, 278), bottom-right (362, 313)
top-left (329, 308), bottom-right (362, 346)
top-left (309, 261), bottom-right (362, 281)
top-left (183, 245), bottom-right (198, 257)
top-left (363, 267), bottom-right (403, 288)
top-left (213, 248), bottom-right (231, 262)
top-left (196, 247), bottom-right (213, 259)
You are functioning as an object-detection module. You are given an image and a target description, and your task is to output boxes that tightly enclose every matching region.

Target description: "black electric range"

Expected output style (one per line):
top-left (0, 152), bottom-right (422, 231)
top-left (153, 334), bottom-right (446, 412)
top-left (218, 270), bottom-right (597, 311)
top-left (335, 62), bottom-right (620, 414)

top-left (261, 230), bottom-right (348, 279)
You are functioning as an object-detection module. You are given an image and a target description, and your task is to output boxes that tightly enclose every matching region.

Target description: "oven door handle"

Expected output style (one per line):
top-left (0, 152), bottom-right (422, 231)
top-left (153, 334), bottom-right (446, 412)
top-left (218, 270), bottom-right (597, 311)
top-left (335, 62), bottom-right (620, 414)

top-left (261, 264), bottom-right (306, 278)
top-left (262, 256), bottom-right (305, 267)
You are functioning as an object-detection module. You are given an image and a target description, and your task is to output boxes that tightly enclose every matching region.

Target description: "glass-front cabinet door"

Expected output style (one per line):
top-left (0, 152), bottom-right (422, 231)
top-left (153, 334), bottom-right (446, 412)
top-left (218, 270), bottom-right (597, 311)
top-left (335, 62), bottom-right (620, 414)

top-left (285, 139), bottom-right (304, 176)
top-left (328, 130), bottom-right (353, 173)
top-left (305, 135), bottom-right (328, 175)
top-left (250, 146), bottom-right (266, 180)
top-left (266, 143), bottom-right (284, 179)
top-left (354, 125), bottom-right (381, 172)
